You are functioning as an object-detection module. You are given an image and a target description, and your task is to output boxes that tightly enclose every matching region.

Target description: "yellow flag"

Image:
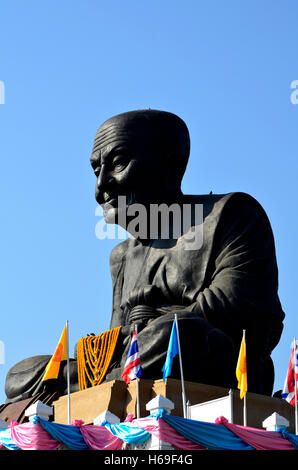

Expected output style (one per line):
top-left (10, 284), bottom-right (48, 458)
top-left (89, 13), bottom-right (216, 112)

top-left (236, 334), bottom-right (247, 399)
top-left (42, 323), bottom-right (68, 381)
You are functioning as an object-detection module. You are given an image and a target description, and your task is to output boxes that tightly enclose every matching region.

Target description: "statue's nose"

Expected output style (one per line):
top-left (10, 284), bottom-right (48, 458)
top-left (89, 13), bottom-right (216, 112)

top-left (96, 164), bottom-right (113, 191)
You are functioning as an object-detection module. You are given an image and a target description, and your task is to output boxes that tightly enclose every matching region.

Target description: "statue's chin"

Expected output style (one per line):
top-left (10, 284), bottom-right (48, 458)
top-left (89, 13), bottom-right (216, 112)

top-left (103, 205), bottom-right (129, 226)
top-left (103, 206), bottom-right (117, 224)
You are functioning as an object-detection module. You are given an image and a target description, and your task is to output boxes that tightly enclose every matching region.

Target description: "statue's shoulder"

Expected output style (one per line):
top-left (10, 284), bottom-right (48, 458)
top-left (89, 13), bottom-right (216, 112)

top-left (208, 192), bottom-right (273, 235)
top-left (110, 239), bottom-right (130, 266)
top-left (217, 192), bottom-right (269, 218)
top-left (187, 192), bottom-right (268, 220)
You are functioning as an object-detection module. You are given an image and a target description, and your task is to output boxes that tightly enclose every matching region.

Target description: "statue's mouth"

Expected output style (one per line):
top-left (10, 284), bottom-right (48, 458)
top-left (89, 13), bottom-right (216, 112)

top-left (101, 193), bottom-right (119, 208)
top-left (104, 197), bottom-right (117, 206)
top-left (102, 194), bottom-right (135, 209)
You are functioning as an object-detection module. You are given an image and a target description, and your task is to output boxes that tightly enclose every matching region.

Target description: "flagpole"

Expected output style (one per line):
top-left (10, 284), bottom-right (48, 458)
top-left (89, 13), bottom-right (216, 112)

top-left (294, 337), bottom-right (298, 435)
top-left (243, 393), bottom-right (247, 426)
top-left (243, 329), bottom-right (247, 427)
top-left (229, 389), bottom-right (234, 424)
top-left (66, 320), bottom-right (71, 425)
top-left (174, 314), bottom-right (187, 418)
top-left (135, 324), bottom-right (141, 419)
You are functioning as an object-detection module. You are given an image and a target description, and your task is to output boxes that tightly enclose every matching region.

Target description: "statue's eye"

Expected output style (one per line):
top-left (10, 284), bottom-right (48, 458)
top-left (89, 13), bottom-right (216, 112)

top-left (93, 166), bottom-right (101, 177)
top-left (112, 155), bottom-right (129, 172)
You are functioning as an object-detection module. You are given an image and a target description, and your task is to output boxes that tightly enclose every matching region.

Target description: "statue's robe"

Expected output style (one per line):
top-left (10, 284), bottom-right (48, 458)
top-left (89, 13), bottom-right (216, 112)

top-left (105, 192), bottom-right (284, 395)
top-left (4, 192), bottom-right (284, 403)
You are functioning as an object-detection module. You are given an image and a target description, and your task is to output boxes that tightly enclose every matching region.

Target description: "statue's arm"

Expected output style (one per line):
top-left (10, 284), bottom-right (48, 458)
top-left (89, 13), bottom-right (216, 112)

top-left (188, 195), bottom-right (284, 357)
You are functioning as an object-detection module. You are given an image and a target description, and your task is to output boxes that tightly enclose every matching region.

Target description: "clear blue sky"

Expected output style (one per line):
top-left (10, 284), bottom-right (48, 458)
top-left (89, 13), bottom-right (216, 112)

top-left (0, 0), bottom-right (297, 405)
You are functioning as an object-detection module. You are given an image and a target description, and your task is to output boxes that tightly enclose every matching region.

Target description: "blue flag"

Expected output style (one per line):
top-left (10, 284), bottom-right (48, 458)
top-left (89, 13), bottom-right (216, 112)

top-left (162, 319), bottom-right (179, 382)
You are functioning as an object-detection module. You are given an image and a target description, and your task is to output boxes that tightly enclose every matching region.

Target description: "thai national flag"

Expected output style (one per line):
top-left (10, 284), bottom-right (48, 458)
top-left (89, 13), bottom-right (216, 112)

top-left (281, 341), bottom-right (298, 406)
top-left (121, 330), bottom-right (142, 384)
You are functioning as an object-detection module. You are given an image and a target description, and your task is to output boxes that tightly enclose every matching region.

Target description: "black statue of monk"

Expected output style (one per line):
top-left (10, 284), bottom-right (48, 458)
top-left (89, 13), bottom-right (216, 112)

top-left (4, 109), bottom-right (284, 403)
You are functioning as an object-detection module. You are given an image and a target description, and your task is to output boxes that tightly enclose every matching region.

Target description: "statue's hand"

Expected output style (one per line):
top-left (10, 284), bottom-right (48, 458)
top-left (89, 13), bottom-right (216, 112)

top-left (120, 324), bottom-right (134, 337)
top-left (156, 305), bottom-right (192, 316)
top-left (119, 324), bottom-right (139, 347)
top-left (121, 285), bottom-right (166, 327)
top-left (120, 305), bottom-right (198, 347)
top-left (125, 285), bottom-right (165, 311)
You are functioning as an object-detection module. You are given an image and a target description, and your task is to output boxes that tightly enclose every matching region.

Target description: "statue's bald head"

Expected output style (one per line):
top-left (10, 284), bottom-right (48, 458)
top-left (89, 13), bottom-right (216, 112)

top-left (90, 110), bottom-right (191, 219)
top-left (92, 109), bottom-right (190, 185)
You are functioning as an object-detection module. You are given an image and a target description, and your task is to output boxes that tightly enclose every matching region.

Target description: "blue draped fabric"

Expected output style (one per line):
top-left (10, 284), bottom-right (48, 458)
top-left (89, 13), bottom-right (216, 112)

top-left (103, 421), bottom-right (150, 444)
top-left (38, 418), bottom-right (89, 450)
top-left (161, 411), bottom-right (254, 450)
top-left (279, 427), bottom-right (298, 450)
top-left (0, 427), bottom-right (20, 450)
top-left (39, 417), bottom-right (149, 448)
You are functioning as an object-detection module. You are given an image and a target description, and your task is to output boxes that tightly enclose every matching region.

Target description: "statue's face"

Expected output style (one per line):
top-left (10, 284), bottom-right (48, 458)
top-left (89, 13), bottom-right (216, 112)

top-left (90, 116), bottom-right (161, 222)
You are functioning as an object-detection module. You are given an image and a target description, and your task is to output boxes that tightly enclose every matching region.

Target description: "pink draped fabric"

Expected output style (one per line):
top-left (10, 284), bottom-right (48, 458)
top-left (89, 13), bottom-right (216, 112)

top-left (132, 417), bottom-right (205, 450)
top-left (80, 425), bottom-right (123, 450)
top-left (124, 414), bottom-right (134, 422)
top-left (71, 419), bottom-right (123, 450)
top-left (10, 420), bottom-right (61, 450)
top-left (215, 416), bottom-right (296, 451)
